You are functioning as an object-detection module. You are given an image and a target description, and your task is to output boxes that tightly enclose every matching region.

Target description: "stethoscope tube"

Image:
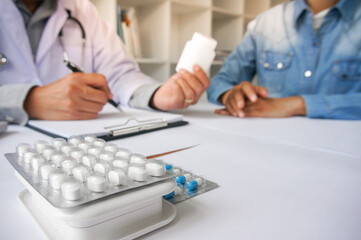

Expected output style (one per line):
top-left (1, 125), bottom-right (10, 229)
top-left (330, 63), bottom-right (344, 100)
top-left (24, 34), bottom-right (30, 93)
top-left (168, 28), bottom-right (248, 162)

top-left (0, 9), bottom-right (85, 71)
top-left (59, 9), bottom-right (86, 39)
top-left (59, 9), bottom-right (86, 69)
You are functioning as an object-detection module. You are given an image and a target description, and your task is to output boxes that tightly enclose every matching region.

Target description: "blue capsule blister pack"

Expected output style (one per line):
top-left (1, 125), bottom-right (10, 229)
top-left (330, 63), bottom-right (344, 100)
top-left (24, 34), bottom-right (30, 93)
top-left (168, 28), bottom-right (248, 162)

top-left (5, 135), bottom-right (218, 208)
top-left (162, 164), bottom-right (218, 204)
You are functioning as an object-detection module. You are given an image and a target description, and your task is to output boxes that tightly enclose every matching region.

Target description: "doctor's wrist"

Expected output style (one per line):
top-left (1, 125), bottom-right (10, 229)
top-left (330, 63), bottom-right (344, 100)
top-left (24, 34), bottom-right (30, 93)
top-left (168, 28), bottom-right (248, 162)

top-left (24, 86), bottom-right (41, 118)
top-left (149, 87), bottom-right (162, 110)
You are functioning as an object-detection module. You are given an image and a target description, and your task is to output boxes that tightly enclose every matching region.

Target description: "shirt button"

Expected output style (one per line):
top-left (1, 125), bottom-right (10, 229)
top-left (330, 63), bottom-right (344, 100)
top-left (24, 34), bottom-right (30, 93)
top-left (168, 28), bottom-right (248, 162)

top-left (304, 70), bottom-right (312, 77)
top-left (264, 63), bottom-right (270, 68)
top-left (277, 62), bottom-right (283, 69)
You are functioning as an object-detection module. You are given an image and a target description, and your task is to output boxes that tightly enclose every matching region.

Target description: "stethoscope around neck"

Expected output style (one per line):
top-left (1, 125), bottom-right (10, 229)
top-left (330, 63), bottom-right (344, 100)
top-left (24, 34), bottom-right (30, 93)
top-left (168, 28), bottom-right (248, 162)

top-left (0, 9), bottom-right (86, 70)
top-left (59, 9), bottom-right (86, 70)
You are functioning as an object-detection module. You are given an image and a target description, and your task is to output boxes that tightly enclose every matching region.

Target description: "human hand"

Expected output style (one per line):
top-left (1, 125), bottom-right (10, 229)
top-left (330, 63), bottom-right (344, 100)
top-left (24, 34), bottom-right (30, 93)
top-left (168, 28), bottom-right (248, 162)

top-left (215, 96), bottom-right (306, 118)
top-left (24, 73), bottom-right (113, 120)
top-left (151, 65), bottom-right (209, 110)
top-left (220, 82), bottom-right (268, 117)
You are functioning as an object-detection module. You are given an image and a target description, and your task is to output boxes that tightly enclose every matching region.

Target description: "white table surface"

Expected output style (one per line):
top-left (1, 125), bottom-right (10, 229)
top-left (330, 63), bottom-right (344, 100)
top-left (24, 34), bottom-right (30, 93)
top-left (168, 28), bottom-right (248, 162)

top-left (1, 102), bottom-right (361, 240)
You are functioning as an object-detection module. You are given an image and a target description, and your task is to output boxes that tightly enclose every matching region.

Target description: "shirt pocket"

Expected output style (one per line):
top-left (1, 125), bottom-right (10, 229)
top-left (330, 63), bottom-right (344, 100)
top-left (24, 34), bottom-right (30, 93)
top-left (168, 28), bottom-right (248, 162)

top-left (332, 60), bottom-right (361, 93)
top-left (259, 51), bottom-right (293, 93)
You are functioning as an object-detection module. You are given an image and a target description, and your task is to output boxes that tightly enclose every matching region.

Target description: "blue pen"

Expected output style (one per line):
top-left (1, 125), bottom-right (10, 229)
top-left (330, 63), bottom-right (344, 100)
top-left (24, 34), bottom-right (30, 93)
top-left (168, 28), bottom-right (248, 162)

top-left (64, 58), bottom-right (123, 112)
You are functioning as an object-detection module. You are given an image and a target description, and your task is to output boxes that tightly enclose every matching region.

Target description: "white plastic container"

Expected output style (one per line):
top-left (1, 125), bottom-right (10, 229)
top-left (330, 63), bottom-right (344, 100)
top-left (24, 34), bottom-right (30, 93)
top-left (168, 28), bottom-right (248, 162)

top-left (176, 32), bottom-right (217, 75)
top-left (16, 172), bottom-right (177, 240)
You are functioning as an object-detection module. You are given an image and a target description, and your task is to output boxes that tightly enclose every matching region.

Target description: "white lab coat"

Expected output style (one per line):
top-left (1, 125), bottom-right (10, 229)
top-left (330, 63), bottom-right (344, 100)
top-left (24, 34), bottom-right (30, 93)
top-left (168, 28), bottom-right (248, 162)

top-left (0, 0), bottom-right (156, 106)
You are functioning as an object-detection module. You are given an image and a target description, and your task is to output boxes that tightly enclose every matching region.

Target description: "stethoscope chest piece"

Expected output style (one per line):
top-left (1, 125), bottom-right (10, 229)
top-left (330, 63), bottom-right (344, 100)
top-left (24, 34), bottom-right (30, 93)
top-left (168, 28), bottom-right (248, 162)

top-left (0, 53), bottom-right (7, 69)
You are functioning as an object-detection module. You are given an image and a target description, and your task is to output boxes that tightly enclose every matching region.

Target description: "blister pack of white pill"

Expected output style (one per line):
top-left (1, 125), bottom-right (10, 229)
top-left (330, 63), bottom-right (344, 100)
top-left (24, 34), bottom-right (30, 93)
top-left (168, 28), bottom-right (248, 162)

top-left (163, 164), bottom-right (218, 204)
top-left (5, 135), bottom-right (175, 208)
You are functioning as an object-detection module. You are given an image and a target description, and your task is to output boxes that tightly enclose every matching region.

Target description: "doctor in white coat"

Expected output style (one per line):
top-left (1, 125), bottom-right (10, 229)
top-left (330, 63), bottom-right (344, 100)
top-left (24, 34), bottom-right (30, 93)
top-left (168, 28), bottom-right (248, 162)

top-left (0, 0), bottom-right (209, 125)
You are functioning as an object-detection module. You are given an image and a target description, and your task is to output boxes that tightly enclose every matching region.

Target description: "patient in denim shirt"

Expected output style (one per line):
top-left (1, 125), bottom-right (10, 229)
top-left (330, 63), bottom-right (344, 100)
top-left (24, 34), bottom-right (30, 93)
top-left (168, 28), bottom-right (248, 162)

top-left (207, 0), bottom-right (361, 120)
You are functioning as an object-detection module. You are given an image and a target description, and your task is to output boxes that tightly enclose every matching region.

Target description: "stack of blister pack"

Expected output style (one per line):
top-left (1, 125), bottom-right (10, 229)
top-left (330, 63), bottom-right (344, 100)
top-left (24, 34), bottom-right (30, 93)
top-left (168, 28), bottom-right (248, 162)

top-left (5, 135), bottom-right (217, 240)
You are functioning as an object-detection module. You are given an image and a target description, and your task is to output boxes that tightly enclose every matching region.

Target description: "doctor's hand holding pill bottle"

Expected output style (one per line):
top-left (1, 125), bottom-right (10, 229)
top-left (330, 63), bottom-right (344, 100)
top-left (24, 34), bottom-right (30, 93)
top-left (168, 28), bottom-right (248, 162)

top-left (150, 32), bottom-right (217, 110)
top-left (24, 73), bottom-right (113, 120)
top-left (150, 64), bottom-right (209, 110)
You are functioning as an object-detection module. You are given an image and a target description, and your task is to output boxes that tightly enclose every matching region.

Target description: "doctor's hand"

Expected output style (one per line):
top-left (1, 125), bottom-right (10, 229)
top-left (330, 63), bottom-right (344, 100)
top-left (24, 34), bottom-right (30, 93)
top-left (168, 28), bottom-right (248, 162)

top-left (219, 82), bottom-right (268, 117)
top-left (215, 96), bottom-right (306, 118)
top-left (150, 65), bottom-right (209, 110)
top-left (24, 73), bottom-right (113, 120)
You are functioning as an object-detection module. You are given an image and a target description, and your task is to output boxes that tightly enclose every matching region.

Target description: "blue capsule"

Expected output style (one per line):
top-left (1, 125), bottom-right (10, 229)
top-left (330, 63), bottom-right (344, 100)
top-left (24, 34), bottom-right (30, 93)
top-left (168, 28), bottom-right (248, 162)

top-left (163, 191), bottom-right (175, 199)
top-left (165, 164), bottom-right (173, 171)
top-left (186, 178), bottom-right (202, 191)
top-left (163, 184), bottom-right (183, 200)
top-left (170, 168), bottom-right (181, 176)
top-left (187, 188), bottom-right (198, 196)
top-left (175, 175), bottom-right (185, 184)
top-left (175, 173), bottom-right (191, 185)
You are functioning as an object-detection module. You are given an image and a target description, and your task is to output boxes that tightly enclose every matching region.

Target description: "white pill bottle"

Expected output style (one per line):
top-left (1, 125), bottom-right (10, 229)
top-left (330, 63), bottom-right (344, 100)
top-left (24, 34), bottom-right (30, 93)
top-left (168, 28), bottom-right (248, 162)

top-left (176, 32), bottom-right (217, 75)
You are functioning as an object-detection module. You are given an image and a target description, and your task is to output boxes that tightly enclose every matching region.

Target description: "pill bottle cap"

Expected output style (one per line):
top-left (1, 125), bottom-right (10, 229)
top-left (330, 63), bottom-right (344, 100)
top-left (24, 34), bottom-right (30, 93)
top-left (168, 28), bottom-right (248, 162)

top-left (192, 32), bottom-right (217, 50)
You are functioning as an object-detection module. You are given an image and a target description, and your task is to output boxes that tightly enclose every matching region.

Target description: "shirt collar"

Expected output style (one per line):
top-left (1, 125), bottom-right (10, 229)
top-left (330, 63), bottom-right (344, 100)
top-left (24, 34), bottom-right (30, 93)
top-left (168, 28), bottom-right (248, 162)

top-left (13, 0), bottom-right (32, 23)
top-left (31, 0), bottom-right (58, 24)
top-left (293, 0), bottom-right (358, 28)
top-left (293, 0), bottom-right (309, 28)
top-left (12, 0), bottom-right (57, 15)
top-left (334, 0), bottom-right (358, 22)
top-left (13, 0), bottom-right (57, 27)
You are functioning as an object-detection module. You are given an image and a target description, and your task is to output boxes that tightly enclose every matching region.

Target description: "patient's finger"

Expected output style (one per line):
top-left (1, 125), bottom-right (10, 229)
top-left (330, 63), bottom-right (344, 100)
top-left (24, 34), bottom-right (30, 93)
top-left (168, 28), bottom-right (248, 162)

top-left (241, 82), bottom-right (258, 102)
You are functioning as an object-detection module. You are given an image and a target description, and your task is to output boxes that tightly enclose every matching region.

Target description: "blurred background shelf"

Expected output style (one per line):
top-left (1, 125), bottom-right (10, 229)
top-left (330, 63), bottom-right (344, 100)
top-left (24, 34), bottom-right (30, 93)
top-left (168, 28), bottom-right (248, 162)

top-left (91, 0), bottom-right (286, 82)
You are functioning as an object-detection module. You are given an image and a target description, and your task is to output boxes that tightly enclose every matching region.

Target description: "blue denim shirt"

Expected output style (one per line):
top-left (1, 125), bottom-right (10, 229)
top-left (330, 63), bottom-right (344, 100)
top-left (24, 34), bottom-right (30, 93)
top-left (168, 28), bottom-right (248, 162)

top-left (207, 0), bottom-right (361, 120)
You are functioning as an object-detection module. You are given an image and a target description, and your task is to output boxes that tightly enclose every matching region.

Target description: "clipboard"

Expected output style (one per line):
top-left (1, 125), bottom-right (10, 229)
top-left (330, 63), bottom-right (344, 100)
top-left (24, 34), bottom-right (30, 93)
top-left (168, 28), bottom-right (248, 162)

top-left (26, 104), bottom-right (188, 141)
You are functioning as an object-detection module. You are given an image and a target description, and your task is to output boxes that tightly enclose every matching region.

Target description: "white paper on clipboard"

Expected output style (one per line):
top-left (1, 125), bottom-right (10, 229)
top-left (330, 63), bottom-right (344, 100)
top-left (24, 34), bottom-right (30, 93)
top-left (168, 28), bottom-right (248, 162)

top-left (27, 104), bottom-right (184, 139)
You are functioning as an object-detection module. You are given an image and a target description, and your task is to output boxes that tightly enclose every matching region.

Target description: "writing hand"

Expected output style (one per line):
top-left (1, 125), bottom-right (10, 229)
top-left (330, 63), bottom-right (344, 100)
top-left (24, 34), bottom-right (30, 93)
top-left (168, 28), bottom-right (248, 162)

top-left (24, 73), bottom-right (113, 120)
